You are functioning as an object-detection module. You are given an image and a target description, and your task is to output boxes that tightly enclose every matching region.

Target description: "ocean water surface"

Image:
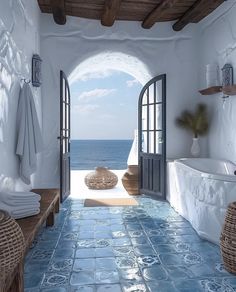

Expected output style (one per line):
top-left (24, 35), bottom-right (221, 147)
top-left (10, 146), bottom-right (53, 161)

top-left (71, 140), bottom-right (132, 170)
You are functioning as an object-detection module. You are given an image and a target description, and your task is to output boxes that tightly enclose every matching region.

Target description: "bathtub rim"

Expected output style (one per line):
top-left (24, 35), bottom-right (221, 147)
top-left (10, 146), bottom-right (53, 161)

top-left (173, 158), bottom-right (236, 182)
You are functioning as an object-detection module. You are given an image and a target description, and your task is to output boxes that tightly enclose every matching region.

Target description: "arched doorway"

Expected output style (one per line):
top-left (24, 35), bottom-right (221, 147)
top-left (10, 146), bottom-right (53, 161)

top-left (61, 52), bottom-right (166, 199)
top-left (68, 52), bottom-right (152, 198)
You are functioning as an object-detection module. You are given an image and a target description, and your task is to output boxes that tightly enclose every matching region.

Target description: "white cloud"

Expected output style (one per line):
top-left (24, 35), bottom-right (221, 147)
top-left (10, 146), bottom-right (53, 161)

top-left (126, 78), bottom-right (140, 87)
top-left (78, 88), bottom-right (116, 102)
top-left (72, 104), bottom-right (100, 115)
top-left (80, 69), bottom-right (115, 81)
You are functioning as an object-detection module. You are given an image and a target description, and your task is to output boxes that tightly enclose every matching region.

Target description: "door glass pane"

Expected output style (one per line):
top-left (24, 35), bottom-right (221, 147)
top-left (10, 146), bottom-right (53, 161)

top-left (142, 90), bottom-right (147, 105)
top-left (156, 131), bottom-right (163, 154)
top-left (63, 102), bottom-right (66, 128)
top-left (149, 132), bottom-right (155, 154)
top-left (63, 138), bottom-right (66, 154)
top-left (155, 81), bottom-right (162, 102)
top-left (66, 104), bottom-right (69, 133)
top-left (149, 105), bottom-right (154, 130)
top-left (142, 106), bottom-right (147, 130)
top-left (149, 83), bottom-right (155, 104)
top-left (156, 104), bottom-right (162, 130)
top-left (66, 88), bottom-right (69, 104)
top-left (142, 132), bottom-right (147, 153)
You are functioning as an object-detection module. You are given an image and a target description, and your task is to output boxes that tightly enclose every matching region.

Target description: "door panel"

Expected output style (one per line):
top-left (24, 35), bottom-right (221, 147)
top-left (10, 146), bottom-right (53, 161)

top-left (60, 70), bottom-right (71, 202)
top-left (138, 74), bottom-right (166, 199)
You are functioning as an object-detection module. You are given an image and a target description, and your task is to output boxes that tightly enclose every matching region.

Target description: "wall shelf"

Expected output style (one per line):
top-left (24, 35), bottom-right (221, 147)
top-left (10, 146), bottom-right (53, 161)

top-left (222, 85), bottom-right (236, 96)
top-left (199, 85), bottom-right (236, 96)
top-left (199, 86), bottom-right (222, 95)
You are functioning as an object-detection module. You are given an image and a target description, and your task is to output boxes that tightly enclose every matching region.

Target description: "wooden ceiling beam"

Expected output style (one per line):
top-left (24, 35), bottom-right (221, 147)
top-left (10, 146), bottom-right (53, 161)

top-left (101, 0), bottom-right (122, 27)
top-left (173, 0), bottom-right (225, 31)
top-left (50, 0), bottom-right (66, 25)
top-left (142, 0), bottom-right (179, 29)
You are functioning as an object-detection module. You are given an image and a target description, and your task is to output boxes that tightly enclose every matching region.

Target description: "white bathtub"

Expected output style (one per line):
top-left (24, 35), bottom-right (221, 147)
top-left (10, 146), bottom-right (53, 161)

top-left (167, 158), bottom-right (236, 245)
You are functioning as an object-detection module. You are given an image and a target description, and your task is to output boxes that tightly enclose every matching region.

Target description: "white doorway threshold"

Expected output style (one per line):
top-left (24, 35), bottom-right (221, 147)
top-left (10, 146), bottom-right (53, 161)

top-left (71, 170), bottom-right (132, 199)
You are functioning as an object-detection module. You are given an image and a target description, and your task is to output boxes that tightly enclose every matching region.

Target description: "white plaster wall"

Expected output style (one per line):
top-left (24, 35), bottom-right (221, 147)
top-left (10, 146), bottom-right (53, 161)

top-left (198, 1), bottom-right (236, 164)
top-left (40, 16), bottom-right (201, 187)
top-left (0, 0), bottom-right (42, 190)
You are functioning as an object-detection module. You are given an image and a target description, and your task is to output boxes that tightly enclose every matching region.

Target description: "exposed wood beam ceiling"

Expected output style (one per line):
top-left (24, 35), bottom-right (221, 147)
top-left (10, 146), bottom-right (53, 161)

top-left (101, 0), bottom-right (122, 27)
top-left (50, 0), bottom-right (66, 25)
top-left (38, 0), bottom-right (226, 31)
top-left (173, 0), bottom-right (225, 31)
top-left (142, 0), bottom-right (179, 29)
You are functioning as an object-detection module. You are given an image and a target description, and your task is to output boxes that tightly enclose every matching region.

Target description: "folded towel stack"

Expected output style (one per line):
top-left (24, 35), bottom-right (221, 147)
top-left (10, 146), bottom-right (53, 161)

top-left (0, 191), bottom-right (41, 219)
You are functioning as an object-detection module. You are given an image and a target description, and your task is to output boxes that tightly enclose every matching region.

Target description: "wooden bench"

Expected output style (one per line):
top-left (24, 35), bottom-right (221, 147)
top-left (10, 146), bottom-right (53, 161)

top-left (2, 189), bottom-right (60, 292)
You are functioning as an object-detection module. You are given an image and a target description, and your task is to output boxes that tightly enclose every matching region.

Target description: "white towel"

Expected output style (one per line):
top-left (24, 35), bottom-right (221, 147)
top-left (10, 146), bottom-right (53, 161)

top-left (12, 209), bottom-right (40, 219)
top-left (0, 201), bottom-right (40, 219)
top-left (0, 191), bottom-right (41, 206)
top-left (16, 83), bottom-right (43, 185)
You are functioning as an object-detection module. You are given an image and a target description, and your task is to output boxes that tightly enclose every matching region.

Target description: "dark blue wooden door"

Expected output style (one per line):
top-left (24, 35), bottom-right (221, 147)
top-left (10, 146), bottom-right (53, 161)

top-left (138, 74), bottom-right (166, 199)
top-left (59, 70), bottom-right (71, 202)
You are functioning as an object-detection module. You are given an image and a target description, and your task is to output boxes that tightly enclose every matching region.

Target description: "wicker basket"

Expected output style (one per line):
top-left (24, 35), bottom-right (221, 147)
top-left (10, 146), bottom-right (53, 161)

top-left (0, 210), bottom-right (25, 282)
top-left (85, 167), bottom-right (118, 190)
top-left (220, 202), bottom-right (236, 274)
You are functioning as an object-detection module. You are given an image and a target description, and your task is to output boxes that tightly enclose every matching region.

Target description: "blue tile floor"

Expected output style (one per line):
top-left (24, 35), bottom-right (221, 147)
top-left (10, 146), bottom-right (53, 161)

top-left (24, 196), bottom-right (236, 292)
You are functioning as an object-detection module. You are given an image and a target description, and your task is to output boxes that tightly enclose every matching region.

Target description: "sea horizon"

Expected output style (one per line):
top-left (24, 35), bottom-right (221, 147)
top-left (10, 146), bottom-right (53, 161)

top-left (71, 139), bottom-right (133, 170)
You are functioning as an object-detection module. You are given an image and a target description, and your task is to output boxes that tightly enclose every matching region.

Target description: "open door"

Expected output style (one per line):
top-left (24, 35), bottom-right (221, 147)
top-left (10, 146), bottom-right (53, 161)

top-left (59, 70), bottom-right (71, 202)
top-left (138, 74), bottom-right (166, 199)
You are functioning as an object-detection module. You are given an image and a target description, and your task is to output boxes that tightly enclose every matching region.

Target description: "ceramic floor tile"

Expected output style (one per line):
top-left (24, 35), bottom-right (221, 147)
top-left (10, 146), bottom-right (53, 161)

top-left (96, 284), bottom-right (122, 292)
top-left (73, 259), bottom-right (96, 271)
top-left (142, 265), bottom-right (169, 281)
top-left (75, 248), bottom-right (96, 258)
top-left (70, 286), bottom-right (95, 292)
top-left (118, 268), bottom-right (143, 282)
top-left (70, 271), bottom-right (95, 286)
top-left (121, 281), bottom-right (148, 292)
top-left (48, 259), bottom-right (73, 273)
top-left (95, 270), bottom-right (119, 284)
top-left (41, 273), bottom-right (70, 288)
top-left (54, 248), bottom-right (75, 259)
top-left (147, 281), bottom-right (178, 292)
top-left (24, 273), bottom-right (44, 289)
top-left (95, 247), bottom-right (115, 257)
top-left (40, 288), bottom-right (67, 292)
top-left (96, 258), bottom-right (117, 270)
top-left (23, 196), bottom-right (236, 292)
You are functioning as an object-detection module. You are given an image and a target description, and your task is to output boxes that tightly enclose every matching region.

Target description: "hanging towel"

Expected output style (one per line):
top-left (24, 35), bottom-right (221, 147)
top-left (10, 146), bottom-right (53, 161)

top-left (16, 83), bottom-right (43, 185)
top-left (0, 191), bottom-right (41, 206)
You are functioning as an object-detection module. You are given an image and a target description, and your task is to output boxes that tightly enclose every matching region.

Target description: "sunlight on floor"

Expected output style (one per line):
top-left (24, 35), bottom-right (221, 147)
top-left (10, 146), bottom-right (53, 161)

top-left (71, 170), bottom-right (132, 199)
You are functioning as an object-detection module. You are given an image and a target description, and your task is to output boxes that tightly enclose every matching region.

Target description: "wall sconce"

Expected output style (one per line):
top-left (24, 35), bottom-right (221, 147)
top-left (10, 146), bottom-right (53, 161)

top-left (222, 63), bottom-right (234, 87)
top-left (32, 54), bottom-right (42, 87)
top-left (222, 63), bottom-right (233, 100)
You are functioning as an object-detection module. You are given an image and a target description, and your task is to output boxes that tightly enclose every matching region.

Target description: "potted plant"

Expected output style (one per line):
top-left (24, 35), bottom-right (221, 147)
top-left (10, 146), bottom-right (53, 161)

top-left (176, 103), bottom-right (209, 157)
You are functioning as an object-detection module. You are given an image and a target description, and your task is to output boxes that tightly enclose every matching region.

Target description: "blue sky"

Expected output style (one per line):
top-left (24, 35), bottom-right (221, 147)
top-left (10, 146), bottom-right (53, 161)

top-left (70, 70), bottom-right (142, 140)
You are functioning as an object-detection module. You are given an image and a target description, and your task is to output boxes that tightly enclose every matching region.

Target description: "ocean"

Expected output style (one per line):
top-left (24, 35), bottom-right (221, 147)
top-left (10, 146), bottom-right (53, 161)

top-left (71, 140), bottom-right (133, 170)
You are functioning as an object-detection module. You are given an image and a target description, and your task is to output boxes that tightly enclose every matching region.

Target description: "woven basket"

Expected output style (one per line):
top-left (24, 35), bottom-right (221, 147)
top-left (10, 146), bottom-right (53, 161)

top-left (85, 167), bottom-right (118, 190)
top-left (0, 210), bottom-right (25, 282)
top-left (220, 202), bottom-right (236, 274)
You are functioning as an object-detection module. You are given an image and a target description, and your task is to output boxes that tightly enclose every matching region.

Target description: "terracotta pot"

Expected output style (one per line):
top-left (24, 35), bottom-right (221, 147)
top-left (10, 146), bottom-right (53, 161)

top-left (84, 167), bottom-right (118, 190)
top-left (122, 165), bottom-right (140, 195)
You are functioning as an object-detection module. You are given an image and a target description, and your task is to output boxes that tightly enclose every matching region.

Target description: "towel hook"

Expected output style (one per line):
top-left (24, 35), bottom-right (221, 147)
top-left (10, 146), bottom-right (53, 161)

top-left (21, 78), bottom-right (31, 84)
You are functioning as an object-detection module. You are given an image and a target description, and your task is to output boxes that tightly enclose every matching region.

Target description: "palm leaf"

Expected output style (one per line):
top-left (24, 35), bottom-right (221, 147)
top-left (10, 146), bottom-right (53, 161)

top-left (176, 103), bottom-right (209, 137)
